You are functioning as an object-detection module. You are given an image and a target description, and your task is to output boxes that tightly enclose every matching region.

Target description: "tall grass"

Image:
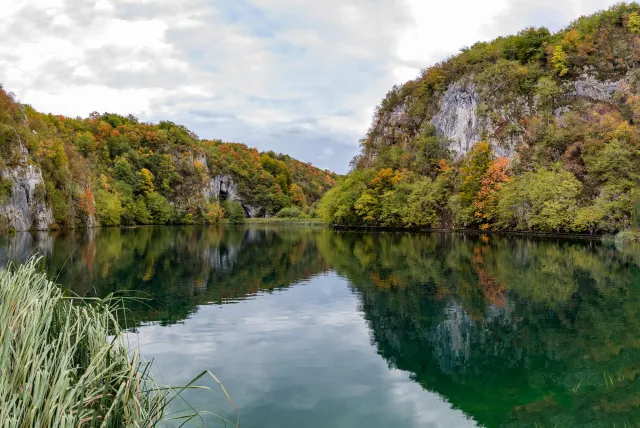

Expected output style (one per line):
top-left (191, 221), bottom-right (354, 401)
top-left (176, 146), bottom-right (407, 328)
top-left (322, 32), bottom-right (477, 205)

top-left (0, 258), bottom-right (237, 427)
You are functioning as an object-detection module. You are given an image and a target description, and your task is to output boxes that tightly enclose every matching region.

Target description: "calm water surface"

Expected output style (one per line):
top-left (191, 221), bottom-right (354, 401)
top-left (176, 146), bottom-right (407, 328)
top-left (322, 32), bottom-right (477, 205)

top-left (2, 226), bottom-right (640, 427)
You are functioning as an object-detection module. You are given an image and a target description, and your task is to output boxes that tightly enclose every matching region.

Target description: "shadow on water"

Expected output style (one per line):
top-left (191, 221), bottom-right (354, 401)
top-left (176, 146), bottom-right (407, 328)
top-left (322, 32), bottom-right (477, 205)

top-left (1, 226), bottom-right (640, 427)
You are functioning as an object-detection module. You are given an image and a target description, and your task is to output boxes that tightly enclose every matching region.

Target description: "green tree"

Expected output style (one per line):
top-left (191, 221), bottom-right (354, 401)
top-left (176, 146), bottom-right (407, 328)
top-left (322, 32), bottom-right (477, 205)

top-left (277, 206), bottom-right (303, 218)
top-left (146, 192), bottom-right (173, 224)
top-left (95, 190), bottom-right (123, 226)
top-left (535, 76), bottom-right (561, 117)
top-left (131, 198), bottom-right (152, 224)
top-left (223, 200), bottom-right (246, 223)
top-left (318, 170), bottom-right (373, 225)
top-left (497, 168), bottom-right (582, 232)
top-left (0, 177), bottom-right (12, 204)
top-left (403, 177), bottom-right (449, 227)
top-left (114, 157), bottom-right (136, 185)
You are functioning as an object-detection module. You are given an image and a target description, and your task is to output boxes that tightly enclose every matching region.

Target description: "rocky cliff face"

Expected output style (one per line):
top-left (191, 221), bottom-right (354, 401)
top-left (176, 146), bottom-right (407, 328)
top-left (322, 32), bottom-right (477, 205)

top-left (0, 146), bottom-right (54, 232)
top-left (367, 69), bottom-right (634, 164)
top-left (432, 81), bottom-right (484, 157)
top-left (203, 174), bottom-right (263, 218)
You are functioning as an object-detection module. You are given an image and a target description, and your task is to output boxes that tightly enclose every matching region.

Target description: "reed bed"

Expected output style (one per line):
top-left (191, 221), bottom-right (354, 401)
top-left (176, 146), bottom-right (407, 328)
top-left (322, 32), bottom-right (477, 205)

top-left (0, 258), bottom-right (236, 427)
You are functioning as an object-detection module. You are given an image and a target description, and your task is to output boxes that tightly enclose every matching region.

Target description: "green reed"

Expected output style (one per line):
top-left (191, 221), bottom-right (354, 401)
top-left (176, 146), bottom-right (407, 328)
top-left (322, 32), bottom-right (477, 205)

top-left (0, 258), bottom-right (237, 427)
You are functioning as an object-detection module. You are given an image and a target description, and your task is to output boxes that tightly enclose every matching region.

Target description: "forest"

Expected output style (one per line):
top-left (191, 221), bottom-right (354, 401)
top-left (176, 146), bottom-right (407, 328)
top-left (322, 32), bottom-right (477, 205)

top-left (319, 3), bottom-right (640, 236)
top-left (0, 87), bottom-right (336, 233)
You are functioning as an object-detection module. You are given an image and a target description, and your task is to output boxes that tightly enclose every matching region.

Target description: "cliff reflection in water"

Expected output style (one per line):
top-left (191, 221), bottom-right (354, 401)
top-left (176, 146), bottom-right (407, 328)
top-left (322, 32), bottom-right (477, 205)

top-left (321, 232), bottom-right (640, 426)
top-left (1, 227), bottom-right (640, 426)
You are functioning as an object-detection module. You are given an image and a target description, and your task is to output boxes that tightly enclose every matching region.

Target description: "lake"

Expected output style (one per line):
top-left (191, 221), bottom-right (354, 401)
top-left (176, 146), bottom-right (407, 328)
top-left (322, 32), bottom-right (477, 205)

top-left (1, 225), bottom-right (640, 427)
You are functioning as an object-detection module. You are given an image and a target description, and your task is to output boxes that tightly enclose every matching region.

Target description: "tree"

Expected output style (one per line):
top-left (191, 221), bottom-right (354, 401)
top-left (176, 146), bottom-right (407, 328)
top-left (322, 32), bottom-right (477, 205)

top-left (627, 11), bottom-right (640, 34)
top-left (146, 192), bottom-right (173, 224)
top-left (204, 200), bottom-right (224, 224)
top-left (277, 206), bottom-right (302, 218)
top-left (131, 198), bottom-right (152, 224)
top-left (290, 184), bottom-right (306, 207)
top-left (114, 157), bottom-right (136, 185)
top-left (0, 177), bottom-right (13, 204)
top-left (223, 200), bottom-right (245, 223)
top-left (552, 46), bottom-right (569, 77)
top-left (497, 168), bottom-right (582, 232)
top-left (136, 168), bottom-right (155, 197)
top-left (317, 170), bottom-right (373, 225)
top-left (473, 157), bottom-right (510, 227)
top-left (403, 178), bottom-right (440, 227)
top-left (456, 142), bottom-right (494, 226)
top-left (95, 190), bottom-right (123, 227)
top-left (633, 180), bottom-right (640, 229)
top-left (535, 77), bottom-right (560, 117)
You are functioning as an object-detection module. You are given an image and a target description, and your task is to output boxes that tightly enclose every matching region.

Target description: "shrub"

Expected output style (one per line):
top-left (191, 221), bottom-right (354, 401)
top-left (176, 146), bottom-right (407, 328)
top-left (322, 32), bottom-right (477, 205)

top-left (223, 200), bottom-right (245, 223)
top-left (95, 189), bottom-right (123, 227)
top-left (146, 192), bottom-right (173, 224)
top-left (497, 168), bottom-right (582, 232)
top-left (276, 206), bottom-right (303, 218)
top-left (204, 200), bottom-right (224, 223)
top-left (0, 177), bottom-right (12, 203)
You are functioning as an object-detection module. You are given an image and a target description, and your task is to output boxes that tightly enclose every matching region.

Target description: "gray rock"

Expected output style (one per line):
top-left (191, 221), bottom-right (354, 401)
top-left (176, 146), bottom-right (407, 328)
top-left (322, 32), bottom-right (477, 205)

top-left (203, 174), bottom-right (266, 218)
top-left (243, 204), bottom-right (261, 218)
top-left (203, 174), bottom-right (241, 202)
top-left (432, 81), bottom-right (482, 157)
top-left (0, 159), bottom-right (53, 231)
top-left (571, 74), bottom-right (620, 101)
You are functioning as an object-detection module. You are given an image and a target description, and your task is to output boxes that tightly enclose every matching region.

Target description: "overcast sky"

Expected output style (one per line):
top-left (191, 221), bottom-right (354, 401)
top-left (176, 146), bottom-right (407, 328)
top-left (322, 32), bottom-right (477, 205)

top-left (0, 0), bottom-right (621, 173)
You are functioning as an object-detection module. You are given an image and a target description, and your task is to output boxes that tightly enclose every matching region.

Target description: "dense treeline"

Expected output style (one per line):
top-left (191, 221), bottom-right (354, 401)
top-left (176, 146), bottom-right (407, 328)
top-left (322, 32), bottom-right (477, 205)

top-left (319, 4), bottom-right (640, 235)
top-left (0, 88), bottom-right (336, 231)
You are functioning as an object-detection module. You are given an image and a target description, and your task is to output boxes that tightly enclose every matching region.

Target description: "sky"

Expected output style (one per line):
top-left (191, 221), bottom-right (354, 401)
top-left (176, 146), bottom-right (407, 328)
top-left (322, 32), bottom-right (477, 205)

top-left (0, 0), bottom-right (622, 173)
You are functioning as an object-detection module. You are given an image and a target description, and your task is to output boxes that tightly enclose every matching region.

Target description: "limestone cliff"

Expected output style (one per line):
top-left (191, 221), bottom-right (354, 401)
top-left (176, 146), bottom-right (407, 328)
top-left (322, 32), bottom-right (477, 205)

top-left (0, 145), bottom-right (53, 232)
top-left (360, 67), bottom-right (637, 166)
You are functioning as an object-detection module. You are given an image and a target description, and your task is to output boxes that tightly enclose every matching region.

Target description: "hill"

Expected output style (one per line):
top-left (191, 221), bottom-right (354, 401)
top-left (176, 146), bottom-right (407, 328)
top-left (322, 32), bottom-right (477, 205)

top-left (0, 87), bottom-right (337, 233)
top-left (319, 3), bottom-right (640, 234)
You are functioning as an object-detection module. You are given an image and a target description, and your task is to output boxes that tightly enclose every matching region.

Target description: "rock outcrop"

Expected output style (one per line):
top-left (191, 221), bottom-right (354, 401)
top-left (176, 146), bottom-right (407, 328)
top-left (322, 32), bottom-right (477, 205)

top-left (432, 81), bottom-right (483, 157)
top-left (571, 73), bottom-right (621, 101)
top-left (203, 174), bottom-right (264, 218)
top-left (0, 148), bottom-right (54, 231)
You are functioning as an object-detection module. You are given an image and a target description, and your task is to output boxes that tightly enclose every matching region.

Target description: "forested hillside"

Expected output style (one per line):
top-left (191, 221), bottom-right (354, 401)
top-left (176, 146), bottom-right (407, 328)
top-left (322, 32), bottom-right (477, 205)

top-left (320, 3), bottom-right (640, 235)
top-left (0, 87), bottom-right (336, 233)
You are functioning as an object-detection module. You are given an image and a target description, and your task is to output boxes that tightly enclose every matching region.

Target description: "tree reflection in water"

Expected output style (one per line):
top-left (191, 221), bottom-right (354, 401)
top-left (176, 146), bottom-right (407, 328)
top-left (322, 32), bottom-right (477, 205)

top-left (1, 227), bottom-right (639, 426)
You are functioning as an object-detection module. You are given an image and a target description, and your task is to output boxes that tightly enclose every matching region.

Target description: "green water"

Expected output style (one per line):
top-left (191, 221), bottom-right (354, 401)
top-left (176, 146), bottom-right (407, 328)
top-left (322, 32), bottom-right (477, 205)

top-left (2, 226), bottom-right (640, 427)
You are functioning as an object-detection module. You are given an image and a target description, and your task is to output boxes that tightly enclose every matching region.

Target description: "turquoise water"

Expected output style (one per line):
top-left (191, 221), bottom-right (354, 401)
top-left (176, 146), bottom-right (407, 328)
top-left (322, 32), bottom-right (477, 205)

top-left (2, 226), bottom-right (640, 427)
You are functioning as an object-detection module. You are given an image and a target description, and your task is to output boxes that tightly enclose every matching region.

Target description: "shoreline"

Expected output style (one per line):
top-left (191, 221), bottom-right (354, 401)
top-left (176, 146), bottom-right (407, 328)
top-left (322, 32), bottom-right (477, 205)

top-left (3, 221), bottom-right (638, 243)
top-left (329, 225), bottom-right (607, 240)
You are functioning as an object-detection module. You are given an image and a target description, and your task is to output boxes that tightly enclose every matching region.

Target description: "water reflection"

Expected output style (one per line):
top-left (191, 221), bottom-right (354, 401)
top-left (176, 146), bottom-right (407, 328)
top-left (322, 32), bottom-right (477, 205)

top-left (1, 227), bottom-right (639, 427)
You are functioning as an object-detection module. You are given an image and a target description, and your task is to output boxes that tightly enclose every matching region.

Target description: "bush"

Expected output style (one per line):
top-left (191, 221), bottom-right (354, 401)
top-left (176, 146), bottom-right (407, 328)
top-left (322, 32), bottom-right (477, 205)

top-left (276, 206), bottom-right (303, 218)
top-left (223, 200), bottom-right (245, 223)
top-left (146, 192), bottom-right (173, 224)
top-left (0, 177), bottom-right (12, 203)
top-left (0, 215), bottom-right (15, 235)
top-left (204, 200), bottom-right (224, 223)
top-left (497, 168), bottom-right (581, 232)
top-left (95, 189), bottom-right (123, 227)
